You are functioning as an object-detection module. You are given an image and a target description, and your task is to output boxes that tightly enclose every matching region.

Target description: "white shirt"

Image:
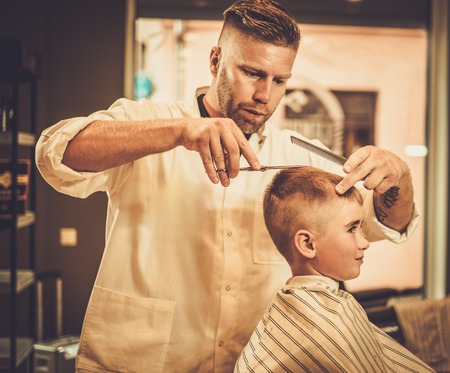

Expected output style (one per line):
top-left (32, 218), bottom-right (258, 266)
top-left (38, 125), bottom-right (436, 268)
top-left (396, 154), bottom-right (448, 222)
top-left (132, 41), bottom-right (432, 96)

top-left (36, 88), bottom-right (420, 373)
top-left (234, 276), bottom-right (434, 373)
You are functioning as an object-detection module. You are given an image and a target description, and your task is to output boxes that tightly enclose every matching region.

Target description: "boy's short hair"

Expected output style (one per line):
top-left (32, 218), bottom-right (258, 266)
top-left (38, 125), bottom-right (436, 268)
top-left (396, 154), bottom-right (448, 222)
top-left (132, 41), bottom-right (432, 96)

top-left (263, 166), bottom-right (363, 262)
top-left (221, 0), bottom-right (301, 50)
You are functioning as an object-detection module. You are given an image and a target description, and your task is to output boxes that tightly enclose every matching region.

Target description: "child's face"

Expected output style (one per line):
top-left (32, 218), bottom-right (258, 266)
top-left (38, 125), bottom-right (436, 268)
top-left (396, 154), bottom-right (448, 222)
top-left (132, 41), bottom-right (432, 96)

top-left (312, 199), bottom-right (369, 281)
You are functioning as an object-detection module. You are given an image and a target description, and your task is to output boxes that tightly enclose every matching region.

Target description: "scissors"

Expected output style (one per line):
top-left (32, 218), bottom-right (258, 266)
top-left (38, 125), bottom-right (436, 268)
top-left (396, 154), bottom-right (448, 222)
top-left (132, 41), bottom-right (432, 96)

top-left (237, 165), bottom-right (305, 172)
top-left (216, 135), bottom-right (347, 174)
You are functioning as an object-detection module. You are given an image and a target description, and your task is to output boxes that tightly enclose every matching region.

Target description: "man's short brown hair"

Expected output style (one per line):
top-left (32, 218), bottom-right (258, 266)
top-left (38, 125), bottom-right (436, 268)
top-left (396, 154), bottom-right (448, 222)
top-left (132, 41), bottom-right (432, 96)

top-left (221, 0), bottom-right (301, 50)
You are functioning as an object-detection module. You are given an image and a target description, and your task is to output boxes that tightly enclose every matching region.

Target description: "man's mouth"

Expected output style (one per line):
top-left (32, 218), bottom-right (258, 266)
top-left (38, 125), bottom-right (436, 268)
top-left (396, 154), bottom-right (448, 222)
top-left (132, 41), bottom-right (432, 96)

top-left (242, 106), bottom-right (267, 116)
top-left (244, 109), bottom-right (264, 116)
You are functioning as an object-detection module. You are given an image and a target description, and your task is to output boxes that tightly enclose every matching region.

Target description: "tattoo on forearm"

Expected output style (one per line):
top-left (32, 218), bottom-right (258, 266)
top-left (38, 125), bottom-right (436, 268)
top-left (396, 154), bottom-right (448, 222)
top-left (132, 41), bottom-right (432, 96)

top-left (383, 187), bottom-right (399, 208)
top-left (375, 207), bottom-right (387, 222)
top-left (375, 187), bottom-right (400, 223)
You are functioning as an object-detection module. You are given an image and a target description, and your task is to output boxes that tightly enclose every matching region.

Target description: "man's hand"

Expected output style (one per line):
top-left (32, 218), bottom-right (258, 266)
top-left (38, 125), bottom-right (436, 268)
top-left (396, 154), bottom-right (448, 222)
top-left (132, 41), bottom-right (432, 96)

top-left (179, 118), bottom-right (261, 186)
top-left (335, 146), bottom-right (408, 195)
top-left (335, 146), bottom-right (414, 233)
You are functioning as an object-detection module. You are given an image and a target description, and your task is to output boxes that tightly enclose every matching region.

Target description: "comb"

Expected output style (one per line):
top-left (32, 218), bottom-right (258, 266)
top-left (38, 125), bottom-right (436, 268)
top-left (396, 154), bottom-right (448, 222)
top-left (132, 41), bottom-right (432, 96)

top-left (290, 135), bottom-right (347, 166)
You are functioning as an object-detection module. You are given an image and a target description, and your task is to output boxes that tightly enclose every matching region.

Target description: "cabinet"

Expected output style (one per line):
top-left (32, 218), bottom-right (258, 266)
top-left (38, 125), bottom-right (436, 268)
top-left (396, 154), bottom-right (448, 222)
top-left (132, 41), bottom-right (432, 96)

top-left (0, 39), bottom-right (37, 373)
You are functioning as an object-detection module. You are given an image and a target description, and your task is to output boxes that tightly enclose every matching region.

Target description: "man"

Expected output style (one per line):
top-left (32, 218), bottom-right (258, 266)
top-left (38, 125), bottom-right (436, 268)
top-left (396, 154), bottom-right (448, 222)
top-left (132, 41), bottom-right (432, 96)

top-left (36, 0), bottom-right (418, 371)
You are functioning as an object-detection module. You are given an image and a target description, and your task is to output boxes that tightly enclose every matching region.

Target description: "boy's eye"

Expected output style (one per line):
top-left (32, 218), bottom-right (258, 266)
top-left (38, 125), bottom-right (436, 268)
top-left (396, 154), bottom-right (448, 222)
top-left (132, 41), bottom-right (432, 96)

top-left (348, 224), bottom-right (362, 234)
top-left (348, 221), bottom-right (364, 234)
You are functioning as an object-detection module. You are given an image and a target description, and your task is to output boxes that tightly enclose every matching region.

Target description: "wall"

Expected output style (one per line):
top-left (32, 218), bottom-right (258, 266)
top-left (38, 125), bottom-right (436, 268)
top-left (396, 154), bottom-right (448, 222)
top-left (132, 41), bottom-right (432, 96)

top-left (40, 0), bottom-right (125, 337)
top-left (0, 0), bottom-right (126, 337)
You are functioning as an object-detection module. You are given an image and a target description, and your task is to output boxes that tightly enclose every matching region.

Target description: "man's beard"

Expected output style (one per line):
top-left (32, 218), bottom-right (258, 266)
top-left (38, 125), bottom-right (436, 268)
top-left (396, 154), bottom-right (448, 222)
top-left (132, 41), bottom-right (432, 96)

top-left (217, 71), bottom-right (274, 135)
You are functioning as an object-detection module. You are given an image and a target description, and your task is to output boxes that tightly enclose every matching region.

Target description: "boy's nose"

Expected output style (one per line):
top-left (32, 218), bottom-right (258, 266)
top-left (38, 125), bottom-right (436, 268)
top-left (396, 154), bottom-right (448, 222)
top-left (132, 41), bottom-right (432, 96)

top-left (358, 233), bottom-right (370, 250)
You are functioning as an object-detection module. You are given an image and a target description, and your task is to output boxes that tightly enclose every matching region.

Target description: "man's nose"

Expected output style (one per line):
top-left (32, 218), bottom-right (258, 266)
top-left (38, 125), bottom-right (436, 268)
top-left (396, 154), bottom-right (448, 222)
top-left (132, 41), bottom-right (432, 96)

top-left (253, 80), bottom-right (271, 104)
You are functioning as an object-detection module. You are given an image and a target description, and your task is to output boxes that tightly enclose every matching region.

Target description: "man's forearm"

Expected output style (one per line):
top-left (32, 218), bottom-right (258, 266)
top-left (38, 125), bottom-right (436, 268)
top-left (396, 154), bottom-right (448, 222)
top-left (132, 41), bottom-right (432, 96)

top-left (373, 169), bottom-right (414, 233)
top-left (62, 119), bottom-right (184, 172)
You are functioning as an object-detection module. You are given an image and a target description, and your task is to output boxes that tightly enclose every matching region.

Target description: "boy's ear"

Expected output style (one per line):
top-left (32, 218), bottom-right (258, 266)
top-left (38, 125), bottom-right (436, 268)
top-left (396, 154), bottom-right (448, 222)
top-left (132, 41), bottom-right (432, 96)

top-left (209, 46), bottom-right (221, 76)
top-left (294, 230), bottom-right (317, 259)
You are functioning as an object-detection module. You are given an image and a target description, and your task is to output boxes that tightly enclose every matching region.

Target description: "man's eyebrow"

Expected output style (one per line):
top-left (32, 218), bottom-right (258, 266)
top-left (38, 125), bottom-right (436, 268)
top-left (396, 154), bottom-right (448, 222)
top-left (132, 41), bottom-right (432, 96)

top-left (276, 72), bottom-right (292, 80)
top-left (240, 64), bottom-right (292, 79)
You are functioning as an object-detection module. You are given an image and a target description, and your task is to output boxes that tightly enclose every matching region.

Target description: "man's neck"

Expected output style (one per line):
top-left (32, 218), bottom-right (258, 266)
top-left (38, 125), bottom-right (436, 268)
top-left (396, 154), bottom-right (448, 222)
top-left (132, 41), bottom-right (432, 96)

top-left (202, 94), bottom-right (222, 117)
top-left (201, 91), bottom-right (252, 140)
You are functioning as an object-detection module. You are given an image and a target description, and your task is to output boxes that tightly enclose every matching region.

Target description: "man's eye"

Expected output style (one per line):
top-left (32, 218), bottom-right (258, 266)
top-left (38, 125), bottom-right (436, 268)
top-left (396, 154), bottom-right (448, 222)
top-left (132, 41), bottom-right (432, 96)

top-left (348, 226), bottom-right (357, 233)
top-left (274, 79), bottom-right (286, 85)
top-left (246, 71), bottom-right (258, 77)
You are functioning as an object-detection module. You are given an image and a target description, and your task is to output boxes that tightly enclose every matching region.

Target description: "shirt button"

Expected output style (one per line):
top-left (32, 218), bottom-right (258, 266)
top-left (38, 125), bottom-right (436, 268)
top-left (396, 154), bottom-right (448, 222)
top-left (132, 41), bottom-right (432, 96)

top-left (225, 285), bottom-right (231, 291)
top-left (218, 341), bottom-right (224, 347)
top-left (227, 231), bottom-right (232, 237)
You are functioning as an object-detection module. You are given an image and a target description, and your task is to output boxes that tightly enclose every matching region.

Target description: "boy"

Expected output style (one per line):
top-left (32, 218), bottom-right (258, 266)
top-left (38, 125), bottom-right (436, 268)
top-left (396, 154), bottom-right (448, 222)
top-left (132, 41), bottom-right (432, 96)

top-left (234, 167), bottom-right (433, 373)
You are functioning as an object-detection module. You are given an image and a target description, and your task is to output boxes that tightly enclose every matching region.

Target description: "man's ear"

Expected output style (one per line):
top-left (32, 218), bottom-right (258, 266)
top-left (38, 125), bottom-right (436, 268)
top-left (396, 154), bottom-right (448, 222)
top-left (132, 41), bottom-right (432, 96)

top-left (294, 230), bottom-right (317, 259)
top-left (209, 46), bottom-right (221, 77)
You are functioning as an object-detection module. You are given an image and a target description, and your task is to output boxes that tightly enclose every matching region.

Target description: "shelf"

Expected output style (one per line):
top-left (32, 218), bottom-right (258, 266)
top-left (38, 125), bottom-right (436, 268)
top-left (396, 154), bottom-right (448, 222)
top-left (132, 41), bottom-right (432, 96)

top-left (1, 40), bottom-right (38, 372)
top-left (34, 335), bottom-right (79, 359)
top-left (0, 269), bottom-right (35, 294)
top-left (0, 131), bottom-right (36, 147)
top-left (0, 337), bottom-right (33, 370)
top-left (17, 211), bottom-right (35, 229)
top-left (0, 211), bottom-right (36, 229)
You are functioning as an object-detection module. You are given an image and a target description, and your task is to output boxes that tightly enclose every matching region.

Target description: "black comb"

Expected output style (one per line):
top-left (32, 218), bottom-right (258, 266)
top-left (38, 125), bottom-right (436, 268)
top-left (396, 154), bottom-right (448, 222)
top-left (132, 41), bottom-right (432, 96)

top-left (290, 135), bottom-right (347, 166)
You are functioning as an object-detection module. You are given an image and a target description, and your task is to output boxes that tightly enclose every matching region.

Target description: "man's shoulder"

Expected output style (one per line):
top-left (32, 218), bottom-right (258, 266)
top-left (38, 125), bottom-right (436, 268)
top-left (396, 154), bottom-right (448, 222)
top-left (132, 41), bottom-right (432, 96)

top-left (110, 97), bottom-right (196, 119)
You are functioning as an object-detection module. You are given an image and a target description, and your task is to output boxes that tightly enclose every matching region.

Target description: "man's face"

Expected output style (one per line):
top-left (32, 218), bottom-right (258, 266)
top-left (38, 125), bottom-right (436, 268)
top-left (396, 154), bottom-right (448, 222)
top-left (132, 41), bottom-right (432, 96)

top-left (312, 199), bottom-right (369, 281)
top-left (214, 34), bottom-right (297, 134)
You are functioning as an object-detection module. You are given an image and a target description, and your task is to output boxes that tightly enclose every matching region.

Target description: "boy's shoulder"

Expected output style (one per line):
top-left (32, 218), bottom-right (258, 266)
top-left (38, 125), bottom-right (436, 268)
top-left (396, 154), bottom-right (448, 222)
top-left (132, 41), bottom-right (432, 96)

top-left (273, 275), bottom-right (363, 317)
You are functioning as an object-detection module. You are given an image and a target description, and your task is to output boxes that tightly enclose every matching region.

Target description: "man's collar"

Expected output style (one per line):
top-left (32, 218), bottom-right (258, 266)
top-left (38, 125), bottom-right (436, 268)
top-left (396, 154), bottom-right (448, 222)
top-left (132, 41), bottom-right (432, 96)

top-left (197, 93), bottom-right (210, 118)
top-left (194, 87), bottom-right (209, 118)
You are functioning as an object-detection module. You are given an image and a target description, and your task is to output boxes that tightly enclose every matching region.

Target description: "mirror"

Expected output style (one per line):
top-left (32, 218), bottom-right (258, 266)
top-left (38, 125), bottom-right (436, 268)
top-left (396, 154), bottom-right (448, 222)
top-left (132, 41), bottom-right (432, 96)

top-left (133, 17), bottom-right (428, 293)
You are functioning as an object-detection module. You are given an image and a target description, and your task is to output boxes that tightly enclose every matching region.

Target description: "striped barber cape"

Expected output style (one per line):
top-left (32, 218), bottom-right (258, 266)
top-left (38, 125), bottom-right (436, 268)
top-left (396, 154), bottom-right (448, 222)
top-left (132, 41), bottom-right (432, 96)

top-left (234, 276), bottom-right (435, 373)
